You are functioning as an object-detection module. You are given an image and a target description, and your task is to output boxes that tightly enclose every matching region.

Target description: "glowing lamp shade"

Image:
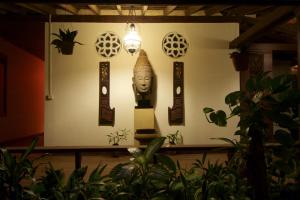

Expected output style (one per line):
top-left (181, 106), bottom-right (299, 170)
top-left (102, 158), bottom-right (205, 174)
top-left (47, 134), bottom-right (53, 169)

top-left (123, 23), bottom-right (141, 55)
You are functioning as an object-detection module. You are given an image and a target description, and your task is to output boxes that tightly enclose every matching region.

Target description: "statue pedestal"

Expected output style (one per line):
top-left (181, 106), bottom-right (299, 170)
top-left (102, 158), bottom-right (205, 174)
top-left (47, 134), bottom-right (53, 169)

top-left (134, 108), bottom-right (159, 145)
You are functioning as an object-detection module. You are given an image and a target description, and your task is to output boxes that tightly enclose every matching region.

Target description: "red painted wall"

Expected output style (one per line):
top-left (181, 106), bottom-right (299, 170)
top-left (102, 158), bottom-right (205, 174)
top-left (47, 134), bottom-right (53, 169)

top-left (0, 37), bottom-right (44, 146)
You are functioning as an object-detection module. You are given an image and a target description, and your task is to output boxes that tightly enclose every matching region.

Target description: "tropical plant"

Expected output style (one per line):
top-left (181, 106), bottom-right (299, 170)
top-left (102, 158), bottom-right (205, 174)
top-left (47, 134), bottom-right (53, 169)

top-left (102, 137), bottom-right (179, 200)
top-left (32, 162), bottom-right (108, 200)
top-left (0, 138), bottom-right (42, 200)
top-left (166, 130), bottom-right (183, 145)
top-left (203, 72), bottom-right (300, 200)
top-left (107, 129), bottom-right (129, 145)
top-left (51, 28), bottom-right (82, 55)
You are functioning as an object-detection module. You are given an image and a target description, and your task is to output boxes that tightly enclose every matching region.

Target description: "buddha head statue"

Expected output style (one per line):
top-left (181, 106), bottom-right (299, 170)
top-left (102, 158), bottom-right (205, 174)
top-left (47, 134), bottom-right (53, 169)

top-left (132, 50), bottom-right (153, 107)
top-left (133, 49), bottom-right (153, 95)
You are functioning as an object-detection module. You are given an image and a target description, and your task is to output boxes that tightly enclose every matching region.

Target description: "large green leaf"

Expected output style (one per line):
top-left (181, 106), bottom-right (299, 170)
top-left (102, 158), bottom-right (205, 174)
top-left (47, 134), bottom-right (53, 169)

top-left (109, 163), bottom-right (133, 180)
top-left (209, 110), bottom-right (227, 127)
top-left (225, 91), bottom-right (241, 106)
top-left (88, 164), bottom-right (107, 183)
top-left (144, 137), bottom-right (165, 163)
top-left (203, 107), bottom-right (214, 114)
top-left (211, 137), bottom-right (236, 146)
top-left (156, 154), bottom-right (176, 172)
top-left (20, 137), bottom-right (38, 163)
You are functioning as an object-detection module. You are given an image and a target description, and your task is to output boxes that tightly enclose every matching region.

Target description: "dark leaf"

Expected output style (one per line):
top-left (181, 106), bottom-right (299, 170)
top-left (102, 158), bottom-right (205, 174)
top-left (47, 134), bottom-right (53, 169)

top-left (203, 107), bottom-right (214, 114)
top-left (144, 137), bottom-right (165, 163)
top-left (225, 91), bottom-right (241, 106)
top-left (156, 154), bottom-right (176, 172)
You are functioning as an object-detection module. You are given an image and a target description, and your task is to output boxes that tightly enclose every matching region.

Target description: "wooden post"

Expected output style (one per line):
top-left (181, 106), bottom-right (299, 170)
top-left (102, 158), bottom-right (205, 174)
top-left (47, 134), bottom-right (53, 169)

top-left (295, 8), bottom-right (300, 140)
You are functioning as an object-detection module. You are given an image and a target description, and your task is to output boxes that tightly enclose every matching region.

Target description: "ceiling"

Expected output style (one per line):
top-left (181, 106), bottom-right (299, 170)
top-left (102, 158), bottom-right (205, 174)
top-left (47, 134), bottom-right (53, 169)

top-left (0, 2), bottom-right (299, 49)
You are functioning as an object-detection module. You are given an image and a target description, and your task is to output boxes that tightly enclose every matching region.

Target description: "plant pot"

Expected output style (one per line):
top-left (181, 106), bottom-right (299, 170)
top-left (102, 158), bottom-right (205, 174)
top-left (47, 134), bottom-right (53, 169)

top-left (61, 41), bottom-right (74, 55)
top-left (230, 52), bottom-right (249, 71)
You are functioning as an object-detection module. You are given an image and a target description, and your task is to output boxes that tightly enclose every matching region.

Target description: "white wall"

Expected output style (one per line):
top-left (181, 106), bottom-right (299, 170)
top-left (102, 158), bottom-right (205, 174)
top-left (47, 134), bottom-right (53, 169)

top-left (45, 23), bottom-right (239, 146)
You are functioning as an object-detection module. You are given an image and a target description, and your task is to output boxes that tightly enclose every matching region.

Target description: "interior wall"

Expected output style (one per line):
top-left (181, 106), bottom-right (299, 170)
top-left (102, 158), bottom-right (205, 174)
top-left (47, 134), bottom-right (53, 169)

top-left (45, 23), bottom-right (239, 146)
top-left (0, 37), bottom-right (44, 145)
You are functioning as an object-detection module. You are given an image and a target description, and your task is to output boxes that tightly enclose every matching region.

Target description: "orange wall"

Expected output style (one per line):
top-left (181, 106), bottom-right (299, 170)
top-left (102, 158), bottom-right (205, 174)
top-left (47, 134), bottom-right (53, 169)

top-left (0, 37), bottom-right (44, 145)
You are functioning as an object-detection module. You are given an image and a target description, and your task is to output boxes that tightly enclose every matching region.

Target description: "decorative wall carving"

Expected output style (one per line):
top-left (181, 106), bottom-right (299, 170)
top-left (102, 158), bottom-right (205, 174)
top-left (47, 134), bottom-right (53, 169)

top-left (249, 53), bottom-right (264, 75)
top-left (168, 62), bottom-right (184, 125)
top-left (99, 62), bottom-right (115, 126)
top-left (95, 32), bottom-right (121, 58)
top-left (162, 32), bottom-right (188, 58)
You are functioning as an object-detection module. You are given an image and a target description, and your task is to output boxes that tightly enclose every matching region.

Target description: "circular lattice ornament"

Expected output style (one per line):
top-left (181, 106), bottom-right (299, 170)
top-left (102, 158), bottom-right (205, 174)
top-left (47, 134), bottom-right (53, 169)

top-left (162, 32), bottom-right (188, 58)
top-left (95, 32), bottom-right (121, 58)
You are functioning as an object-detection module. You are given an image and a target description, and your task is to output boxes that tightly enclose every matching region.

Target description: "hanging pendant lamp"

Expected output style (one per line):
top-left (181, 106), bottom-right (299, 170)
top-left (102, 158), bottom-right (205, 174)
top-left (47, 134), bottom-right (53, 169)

top-left (123, 7), bottom-right (141, 55)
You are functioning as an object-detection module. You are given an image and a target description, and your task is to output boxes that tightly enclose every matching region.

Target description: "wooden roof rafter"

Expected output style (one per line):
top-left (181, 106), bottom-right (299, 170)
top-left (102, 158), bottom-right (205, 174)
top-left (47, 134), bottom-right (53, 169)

top-left (0, 3), bottom-right (28, 14)
top-left (229, 6), bottom-right (295, 49)
top-left (204, 5), bottom-right (233, 16)
top-left (164, 5), bottom-right (176, 16)
top-left (184, 5), bottom-right (205, 16)
top-left (88, 4), bottom-right (101, 15)
top-left (58, 4), bottom-right (78, 14)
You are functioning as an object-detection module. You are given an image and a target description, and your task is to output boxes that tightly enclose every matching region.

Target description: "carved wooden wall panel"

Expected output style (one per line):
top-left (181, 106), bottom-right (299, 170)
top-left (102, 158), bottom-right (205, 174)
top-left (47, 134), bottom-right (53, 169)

top-left (99, 62), bottom-right (115, 126)
top-left (168, 62), bottom-right (184, 125)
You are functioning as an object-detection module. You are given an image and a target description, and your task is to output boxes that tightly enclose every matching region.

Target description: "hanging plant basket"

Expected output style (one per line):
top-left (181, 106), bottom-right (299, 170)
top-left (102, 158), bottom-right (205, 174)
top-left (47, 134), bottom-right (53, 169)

top-left (230, 52), bottom-right (249, 71)
top-left (60, 41), bottom-right (75, 55)
top-left (51, 28), bottom-right (82, 55)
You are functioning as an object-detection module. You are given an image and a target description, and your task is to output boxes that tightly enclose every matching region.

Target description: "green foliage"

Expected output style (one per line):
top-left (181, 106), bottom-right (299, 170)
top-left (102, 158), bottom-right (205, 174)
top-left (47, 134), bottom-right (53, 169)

top-left (51, 28), bottom-right (82, 53)
top-left (103, 137), bottom-right (180, 200)
top-left (0, 138), bottom-right (42, 200)
top-left (107, 129), bottom-right (130, 145)
top-left (203, 72), bottom-right (300, 199)
top-left (32, 162), bottom-right (108, 200)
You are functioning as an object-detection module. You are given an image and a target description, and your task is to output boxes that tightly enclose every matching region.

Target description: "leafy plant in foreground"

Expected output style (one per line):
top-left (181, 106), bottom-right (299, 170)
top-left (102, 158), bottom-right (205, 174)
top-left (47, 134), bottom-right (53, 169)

top-left (203, 72), bottom-right (300, 200)
top-left (0, 138), bottom-right (42, 200)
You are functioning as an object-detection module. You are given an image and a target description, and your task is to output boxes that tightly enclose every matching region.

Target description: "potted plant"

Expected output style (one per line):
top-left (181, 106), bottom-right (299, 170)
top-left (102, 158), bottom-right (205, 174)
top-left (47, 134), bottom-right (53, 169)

top-left (166, 130), bottom-right (183, 145)
top-left (51, 28), bottom-right (82, 55)
top-left (107, 129), bottom-right (129, 145)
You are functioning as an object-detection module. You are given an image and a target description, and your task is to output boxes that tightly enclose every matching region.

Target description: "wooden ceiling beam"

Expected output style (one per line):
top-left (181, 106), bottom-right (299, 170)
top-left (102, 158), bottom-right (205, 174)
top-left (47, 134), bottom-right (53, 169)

top-left (230, 6), bottom-right (295, 49)
top-left (225, 6), bottom-right (274, 16)
top-left (54, 15), bottom-right (238, 23)
top-left (164, 5), bottom-right (176, 16)
top-left (185, 5), bottom-right (205, 16)
top-left (15, 3), bottom-right (47, 14)
top-left (0, 14), bottom-right (239, 23)
top-left (58, 4), bottom-right (78, 14)
top-left (0, 3), bottom-right (27, 14)
top-left (248, 43), bottom-right (297, 52)
top-left (204, 5), bottom-right (232, 16)
top-left (31, 3), bottom-right (56, 14)
top-left (88, 4), bottom-right (100, 15)
top-left (0, 0), bottom-right (299, 4)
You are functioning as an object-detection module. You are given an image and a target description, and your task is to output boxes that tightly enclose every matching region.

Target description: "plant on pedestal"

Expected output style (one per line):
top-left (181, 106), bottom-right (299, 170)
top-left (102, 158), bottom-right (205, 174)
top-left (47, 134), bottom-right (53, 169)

top-left (166, 130), bottom-right (183, 145)
top-left (107, 129), bottom-right (129, 145)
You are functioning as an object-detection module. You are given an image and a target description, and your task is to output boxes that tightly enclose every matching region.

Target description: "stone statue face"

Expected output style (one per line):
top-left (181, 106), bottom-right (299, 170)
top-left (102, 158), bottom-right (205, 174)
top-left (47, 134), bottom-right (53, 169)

top-left (133, 65), bottom-right (152, 94)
